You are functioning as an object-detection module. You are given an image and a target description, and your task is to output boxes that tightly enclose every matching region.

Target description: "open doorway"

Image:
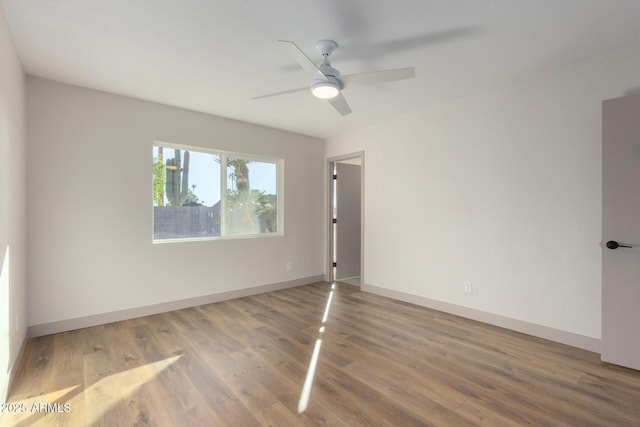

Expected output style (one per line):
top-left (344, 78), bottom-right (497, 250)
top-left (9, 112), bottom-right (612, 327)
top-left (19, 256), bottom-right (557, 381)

top-left (329, 153), bottom-right (363, 286)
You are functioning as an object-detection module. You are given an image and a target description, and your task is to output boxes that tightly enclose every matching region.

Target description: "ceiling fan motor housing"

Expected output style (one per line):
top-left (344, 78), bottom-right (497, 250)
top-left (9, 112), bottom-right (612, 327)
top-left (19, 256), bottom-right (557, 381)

top-left (319, 64), bottom-right (340, 78)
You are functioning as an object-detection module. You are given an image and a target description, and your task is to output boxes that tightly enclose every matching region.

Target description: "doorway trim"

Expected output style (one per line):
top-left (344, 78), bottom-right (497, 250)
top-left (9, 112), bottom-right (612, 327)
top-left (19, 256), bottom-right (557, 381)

top-left (327, 151), bottom-right (365, 285)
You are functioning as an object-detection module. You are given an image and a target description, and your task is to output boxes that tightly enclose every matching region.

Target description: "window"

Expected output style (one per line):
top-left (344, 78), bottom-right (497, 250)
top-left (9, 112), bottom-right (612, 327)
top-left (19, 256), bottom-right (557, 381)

top-left (153, 143), bottom-right (282, 242)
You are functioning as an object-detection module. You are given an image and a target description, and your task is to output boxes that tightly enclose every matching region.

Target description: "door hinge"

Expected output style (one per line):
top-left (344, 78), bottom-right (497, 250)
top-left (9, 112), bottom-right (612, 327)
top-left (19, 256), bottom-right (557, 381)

top-left (333, 174), bottom-right (337, 179)
top-left (332, 218), bottom-right (337, 224)
top-left (332, 262), bottom-right (337, 267)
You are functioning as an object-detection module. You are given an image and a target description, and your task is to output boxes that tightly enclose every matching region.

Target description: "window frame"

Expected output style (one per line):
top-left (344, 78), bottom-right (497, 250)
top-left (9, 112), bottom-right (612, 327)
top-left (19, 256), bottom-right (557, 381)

top-left (152, 141), bottom-right (284, 243)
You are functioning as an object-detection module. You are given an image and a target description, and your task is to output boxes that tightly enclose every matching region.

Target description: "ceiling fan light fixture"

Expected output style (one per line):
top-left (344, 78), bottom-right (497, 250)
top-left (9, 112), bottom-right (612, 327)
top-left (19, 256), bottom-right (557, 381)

top-left (311, 80), bottom-right (339, 99)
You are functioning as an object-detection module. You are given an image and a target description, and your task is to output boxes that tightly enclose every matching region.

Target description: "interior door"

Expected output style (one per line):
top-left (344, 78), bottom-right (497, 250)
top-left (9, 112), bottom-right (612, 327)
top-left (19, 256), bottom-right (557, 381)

top-left (335, 162), bottom-right (361, 281)
top-left (601, 93), bottom-right (640, 370)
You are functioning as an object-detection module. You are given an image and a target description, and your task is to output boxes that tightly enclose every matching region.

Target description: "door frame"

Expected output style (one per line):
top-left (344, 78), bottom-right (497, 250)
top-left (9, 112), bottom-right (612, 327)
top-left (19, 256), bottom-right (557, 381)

top-left (326, 151), bottom-right (365, 284)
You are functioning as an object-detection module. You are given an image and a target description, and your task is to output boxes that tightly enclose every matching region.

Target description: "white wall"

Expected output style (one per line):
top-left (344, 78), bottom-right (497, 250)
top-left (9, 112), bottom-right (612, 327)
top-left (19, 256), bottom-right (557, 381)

top-left (327, 47), bottom-right (640, 343)
top-left (27, 77), bottom-right (324, 330)
top-left (0, 5), bottom-right (27, 402)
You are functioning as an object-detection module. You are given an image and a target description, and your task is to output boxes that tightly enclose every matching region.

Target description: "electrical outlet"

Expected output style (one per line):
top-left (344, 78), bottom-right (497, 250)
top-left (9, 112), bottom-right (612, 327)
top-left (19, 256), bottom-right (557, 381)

top-left (286, 262), bottom-right (292, 272)
top-left (463, 280), bottom-right (473, 293)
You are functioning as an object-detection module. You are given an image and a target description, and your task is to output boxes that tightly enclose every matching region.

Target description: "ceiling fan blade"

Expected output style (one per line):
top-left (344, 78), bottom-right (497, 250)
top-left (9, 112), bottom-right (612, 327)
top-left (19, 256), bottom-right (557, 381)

top-left (327, 92), bottom-right (352, 116)
top-left (278, 40), bottom-right (327, 81)
top-left (337, 28), bottom-right (480, 61)
top-left (251, 86), bottom-right (308, 100)
top-left (341, 67), bottom-right (415, 88)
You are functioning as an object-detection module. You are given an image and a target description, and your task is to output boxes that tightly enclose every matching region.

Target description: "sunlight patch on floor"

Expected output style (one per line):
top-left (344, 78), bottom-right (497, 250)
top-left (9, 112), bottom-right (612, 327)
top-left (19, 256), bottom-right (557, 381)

top-left (83, 354), bottom-right (181, 426)
top-left (297, 283), bottom-right (336, 413)
top-left (1, 355), bottom-right (181, 426)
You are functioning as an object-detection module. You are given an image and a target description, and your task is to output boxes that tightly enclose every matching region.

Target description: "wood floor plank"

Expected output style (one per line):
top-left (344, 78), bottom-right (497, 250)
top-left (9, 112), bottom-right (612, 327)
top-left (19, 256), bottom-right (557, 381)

top-left (164, 386), bottom-right (220, 426)
top-left (254, 402), bottom-right (308, 427)
top-left (8, 334), bottom-right (55, 400)
top-left (203, 350), bottom-right (279, 415)
top-left (4, 281), bottom-right (640, 426)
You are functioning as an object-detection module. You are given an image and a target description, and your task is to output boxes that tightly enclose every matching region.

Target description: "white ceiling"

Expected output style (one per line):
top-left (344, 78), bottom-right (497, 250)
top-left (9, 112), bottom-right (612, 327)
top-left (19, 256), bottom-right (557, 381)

top-left (2, 1), bottom-right (640, 139)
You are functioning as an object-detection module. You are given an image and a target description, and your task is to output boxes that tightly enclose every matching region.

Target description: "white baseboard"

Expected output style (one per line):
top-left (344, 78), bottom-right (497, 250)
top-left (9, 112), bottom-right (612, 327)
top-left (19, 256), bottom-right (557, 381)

top-left (28, 275), bottom-right (324, 338)
top-left (362, 283), bottom-right (601, 353)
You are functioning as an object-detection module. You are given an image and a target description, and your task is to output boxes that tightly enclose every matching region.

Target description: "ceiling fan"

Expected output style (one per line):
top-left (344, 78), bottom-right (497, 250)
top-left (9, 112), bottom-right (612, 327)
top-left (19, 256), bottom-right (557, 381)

top-left (253, 39), bottom-right (416, 116)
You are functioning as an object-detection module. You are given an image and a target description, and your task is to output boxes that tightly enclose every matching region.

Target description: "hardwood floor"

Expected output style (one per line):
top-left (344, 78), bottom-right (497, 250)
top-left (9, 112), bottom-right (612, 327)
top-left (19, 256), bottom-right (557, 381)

top-left (3, 282), bottom-right (640, 426)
